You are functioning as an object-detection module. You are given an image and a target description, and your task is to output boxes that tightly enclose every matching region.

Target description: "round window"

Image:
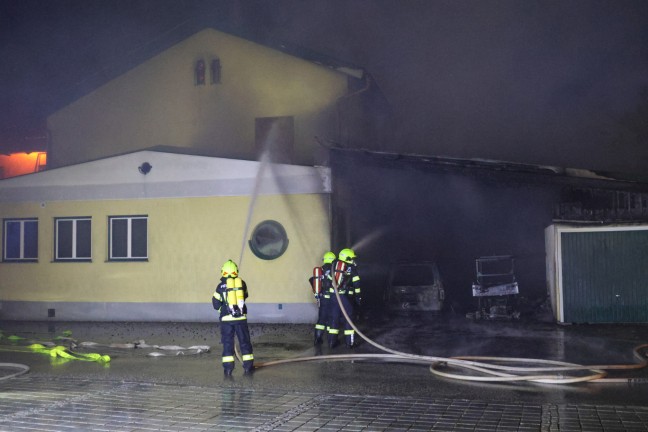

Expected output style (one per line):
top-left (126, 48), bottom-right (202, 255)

top-left (248, 220), bottom-right (289, 260)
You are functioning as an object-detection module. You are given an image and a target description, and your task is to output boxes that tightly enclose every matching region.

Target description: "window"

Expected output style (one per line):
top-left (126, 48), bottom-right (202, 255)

top-left (109, 216), bottom-right (148, 261)
top-left (195, 59), bottom-right (205, 85)
top-left (210, 58), bottom-right (221, 84)
top-left (248, 220), bottom-right (289, 260)
top-left (3, 218), bottom-right (38, 262)
top-left (55, 217), bottom-right (91, 261)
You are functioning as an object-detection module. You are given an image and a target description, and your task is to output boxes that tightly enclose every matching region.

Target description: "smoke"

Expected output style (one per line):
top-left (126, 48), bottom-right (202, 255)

top-left (330, 149), bottom-right (561, 310)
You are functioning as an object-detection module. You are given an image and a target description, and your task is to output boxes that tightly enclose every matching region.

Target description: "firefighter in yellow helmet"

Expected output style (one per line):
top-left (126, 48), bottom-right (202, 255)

top-left (309, 251), bottom-right (336, 345)
top-left (212, 259), bottom-right (254, 375)
top-left (328, 248), bottom-right (362, 348)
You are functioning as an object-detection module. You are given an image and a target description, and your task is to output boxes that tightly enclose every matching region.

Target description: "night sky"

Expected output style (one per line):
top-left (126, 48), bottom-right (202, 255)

top-left (2, 0), bottom-right (648, 173)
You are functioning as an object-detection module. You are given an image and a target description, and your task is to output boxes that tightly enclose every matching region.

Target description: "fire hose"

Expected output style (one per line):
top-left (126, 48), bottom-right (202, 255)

top-left (0, 363), bottom-right (30, 381)
top-left (1, 295), bottom-right (646, 385)
top-left (0, 332), bottom-right (211, 381)
top-left (254, 280), bottom-right (648, 385)
top-left (0, 332), bottom-right (111, 380)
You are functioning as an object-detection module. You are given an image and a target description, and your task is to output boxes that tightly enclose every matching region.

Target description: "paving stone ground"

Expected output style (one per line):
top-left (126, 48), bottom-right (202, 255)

top-left (1, 376), bottom-right (647, 431)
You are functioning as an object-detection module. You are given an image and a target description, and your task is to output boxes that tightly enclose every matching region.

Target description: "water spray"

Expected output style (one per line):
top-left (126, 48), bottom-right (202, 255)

top-left (349, 227), bottom-right (386, 252)
top-left (237, 120), bottom-right (283, 268)
top-left (238, 148), bottom-right (271, 268)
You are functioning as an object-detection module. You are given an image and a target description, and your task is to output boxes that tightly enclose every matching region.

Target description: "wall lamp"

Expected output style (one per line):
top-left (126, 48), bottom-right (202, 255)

top-left (138, 162), bottom-right (152, 175)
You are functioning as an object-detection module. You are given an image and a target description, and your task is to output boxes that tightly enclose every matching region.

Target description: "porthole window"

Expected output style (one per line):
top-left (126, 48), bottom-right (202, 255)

top-left (248, 220), bottom-right (288, 260)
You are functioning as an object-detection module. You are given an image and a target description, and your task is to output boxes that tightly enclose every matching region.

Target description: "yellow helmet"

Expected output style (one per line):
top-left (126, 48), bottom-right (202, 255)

top-left (221, 260), bottom-right (238, 278)
top-left (338, 248), bottom-right (356, 264)
top-left (322, 251), bottom-right (336, 264)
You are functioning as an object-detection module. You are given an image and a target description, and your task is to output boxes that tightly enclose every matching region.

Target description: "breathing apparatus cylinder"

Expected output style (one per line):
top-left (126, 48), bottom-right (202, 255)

top-left (234, 277), bottom-right (244, 309)
top-left (334, 260), bottom-right (348, 289)
top-left (226, 277), bottom-right (245, 317)
top-left (312, 267), bottom-right (323, 295)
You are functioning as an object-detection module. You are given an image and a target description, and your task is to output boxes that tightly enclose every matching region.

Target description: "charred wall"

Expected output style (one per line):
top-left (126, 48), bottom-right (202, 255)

top-left (329, 149), bottom-right (648, 313)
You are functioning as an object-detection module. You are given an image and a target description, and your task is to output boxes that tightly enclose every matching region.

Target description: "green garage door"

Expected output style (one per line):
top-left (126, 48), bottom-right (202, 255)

top-left (561, 230), bottom-right (648, 323)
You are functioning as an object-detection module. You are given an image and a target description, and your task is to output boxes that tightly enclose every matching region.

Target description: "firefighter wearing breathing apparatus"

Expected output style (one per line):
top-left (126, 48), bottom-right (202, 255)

top-left (310, 251), bottom-right (336, 345)
top-left (212, 259), bottom-right (254, 376)
top-left (328, 248), bottom-right (362, 348)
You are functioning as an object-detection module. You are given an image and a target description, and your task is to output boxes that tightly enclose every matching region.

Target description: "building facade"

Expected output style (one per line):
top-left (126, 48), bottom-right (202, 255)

top-left (0, 150), bottom-right (331, 322)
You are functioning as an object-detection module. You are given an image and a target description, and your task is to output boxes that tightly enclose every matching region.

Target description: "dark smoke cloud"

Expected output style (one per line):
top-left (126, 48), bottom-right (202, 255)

top-left (258, 0), bottom-right (648, 172)
top-left (2, 0), bottom-right (648, 173)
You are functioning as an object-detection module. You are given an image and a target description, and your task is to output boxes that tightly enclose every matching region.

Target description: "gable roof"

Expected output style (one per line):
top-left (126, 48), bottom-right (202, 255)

top-left (1, 24), bottom-right (365, 155)
top-left (0, 149), bottom-right (331, 203)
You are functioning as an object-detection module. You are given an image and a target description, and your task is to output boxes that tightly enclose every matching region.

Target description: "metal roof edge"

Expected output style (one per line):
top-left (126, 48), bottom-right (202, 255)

top-left (332, 147), bottom-right (648, 186)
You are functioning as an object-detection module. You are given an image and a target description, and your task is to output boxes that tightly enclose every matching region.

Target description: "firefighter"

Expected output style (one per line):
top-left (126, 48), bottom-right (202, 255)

top-left (328, 248), bottom-right (362, 348)
top-left (212, 259), bottom-right (254, 376)
top-left (310, 251), bottom-right (336, 345)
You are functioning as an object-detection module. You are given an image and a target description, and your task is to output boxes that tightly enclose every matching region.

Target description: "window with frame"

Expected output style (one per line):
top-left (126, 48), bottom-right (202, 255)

top-left (55, 217), bottom-right (91, 261)
top-left (248, 220), bottom-right (289, 260)
top-left (109, 215), bottom-right (148, 261)
top-left (3, 218), bottom-right (38, 262)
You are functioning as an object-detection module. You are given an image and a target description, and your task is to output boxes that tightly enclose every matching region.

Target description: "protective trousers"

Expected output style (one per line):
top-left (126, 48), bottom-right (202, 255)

top-left (328, 294), bottom-right (355, 347)
top-left (314, 295), bottom-right (333, 344)
top-left (221, 320), bottom-right (254, 372)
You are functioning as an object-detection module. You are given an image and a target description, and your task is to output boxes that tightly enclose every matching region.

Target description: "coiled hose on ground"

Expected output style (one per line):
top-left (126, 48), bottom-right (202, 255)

top-left (0, 363), bottom-right (30, 381)
top-left (255, 288), bottom-right (648, 385)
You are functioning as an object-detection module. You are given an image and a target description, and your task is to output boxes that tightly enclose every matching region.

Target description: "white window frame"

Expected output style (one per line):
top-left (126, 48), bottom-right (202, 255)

top-left (109, 215), bottom-right (148, 261)
top-left (55, 217), bottom-right (92, 261)
top-left (3, 218), bottom-right (38, 262)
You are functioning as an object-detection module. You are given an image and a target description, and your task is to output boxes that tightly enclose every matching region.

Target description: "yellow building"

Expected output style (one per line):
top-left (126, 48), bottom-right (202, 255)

top-left (0, 27), bottom-right (377, 322)
top-left (0, 149), bottom-right (331, 322)
top-left (46, 28), bottom-right (363, 169)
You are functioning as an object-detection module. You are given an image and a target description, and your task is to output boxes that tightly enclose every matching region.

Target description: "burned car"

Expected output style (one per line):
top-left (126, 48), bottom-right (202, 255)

top-left (466, 255), bottom-right (520, 320)
top-left (384, 262), bottom-right (445, 312)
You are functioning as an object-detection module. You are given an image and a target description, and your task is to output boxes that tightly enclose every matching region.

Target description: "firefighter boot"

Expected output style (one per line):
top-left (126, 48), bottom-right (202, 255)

top-left (328, 336), bottom-right (339, 349)
top-left (314, 329), bottom-right (324, 345)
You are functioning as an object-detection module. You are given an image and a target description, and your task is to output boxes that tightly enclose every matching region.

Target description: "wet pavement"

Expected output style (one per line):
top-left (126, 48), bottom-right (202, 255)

top-left (1, 310), bottom-right (648, 431)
